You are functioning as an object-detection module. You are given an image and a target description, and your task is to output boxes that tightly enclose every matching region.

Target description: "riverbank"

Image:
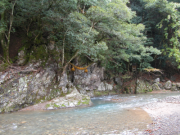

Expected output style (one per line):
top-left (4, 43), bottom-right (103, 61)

top-left (142, 95), bottom-right (180, 134)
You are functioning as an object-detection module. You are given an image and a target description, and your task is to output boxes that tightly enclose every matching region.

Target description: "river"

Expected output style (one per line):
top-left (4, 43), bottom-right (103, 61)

top-left (0, 92), bottom-right (180, 135)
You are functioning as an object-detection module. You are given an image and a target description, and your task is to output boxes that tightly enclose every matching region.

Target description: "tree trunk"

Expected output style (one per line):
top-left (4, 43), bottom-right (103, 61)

top-left (0, 0), bottom-right (16, 63)
top-left (62, 50), bottom-right (79, 75)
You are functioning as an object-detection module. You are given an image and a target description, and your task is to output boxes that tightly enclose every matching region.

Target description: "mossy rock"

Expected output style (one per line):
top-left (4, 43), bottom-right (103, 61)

top-left (53, 103), bottom-right (60, 108)
top-left (82, 99), bottom-right (90, 105)
top-left (94, 91), bottom-right (109, 97)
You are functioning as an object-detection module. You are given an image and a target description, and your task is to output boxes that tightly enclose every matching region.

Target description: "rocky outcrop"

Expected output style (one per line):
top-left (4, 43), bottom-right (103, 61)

top-left (73, 64), bottom-right (116, 97)
top-left (0, 63), bottom-right (92, 113)
top-left (46, 87), bottom-right (92, 109)
top-left (0, 64), bottom-right (58, 113)
top-left (136, 80), bottom-right (152, 93)
top-left (154, 78), bottom-right (160, 83)
top-left (152, 83), bottom-right (161, 91)
top-left (164, 80), bottom-right (172, 90)
top-left (17, 48), bottom-right (26, 65)
top-left (73, 64), bottom-right (104, 91)
top-left (171, 83), bottom-right (178, 91)
top-left (97, 82), bottom-right (113, 91)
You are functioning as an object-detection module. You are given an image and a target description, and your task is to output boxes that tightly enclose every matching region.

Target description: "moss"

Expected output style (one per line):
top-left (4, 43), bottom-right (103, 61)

top-left (53, 103), bottom-right (60, 108)
top-left (35, 96), bottom-right (45, 104)
top-left (94, 91), bottom-right (109, 97)
top-left (61, 93), bottom-right (66, 97)
top-left (77, 101), bottom-right (81, 106)
top-left (148, 89), bottom-right (153, 92)
top-left (82, 99), bottom-right (90, 105)
top-left (109, 91), bottom-right (117, 95)
top-left (4, 104), bottom-right (17, 113)
top-left (94, 91), bottom-right (102, 96)
top-left (46, 104), bottom-right (50, 108)
top-left (61, 104), bottom-right (66, 107)
top-left (82, 97), bottom-right (88, 100)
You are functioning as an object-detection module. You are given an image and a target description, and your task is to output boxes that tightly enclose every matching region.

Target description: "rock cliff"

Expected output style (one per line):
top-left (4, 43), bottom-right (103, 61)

top-left (0, 63), bottom-right (114, 113)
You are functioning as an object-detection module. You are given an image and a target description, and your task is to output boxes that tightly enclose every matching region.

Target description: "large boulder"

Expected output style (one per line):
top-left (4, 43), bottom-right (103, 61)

top-left (73, 64), bottom-right (116, 96)
top-left (114, 77), bottom-right (123, 86)
top-left (153, 78), bottom-right (160, 83)
top-left (17, 48), bottom-right (26, 65)
top-left (73, 64), bottom-right (104, 91)
top-left (176, 83), bottom-right (180, 90)
top-left (164, 80), bottom-right (172, 90)
top-left (171, 83), bottom-right (178, 91)
top-left (45, 87), bottom-right (92, 109)
top-left (97, 82), bottom-right (113, 91)
top-left (152, 83), bottom-right (161, 91)
top-left (136, 80), bottom-right (152, 93)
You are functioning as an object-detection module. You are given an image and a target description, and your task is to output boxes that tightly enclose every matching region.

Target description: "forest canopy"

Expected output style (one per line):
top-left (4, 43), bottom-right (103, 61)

top-left (0, 0), bottom-right (180, 74)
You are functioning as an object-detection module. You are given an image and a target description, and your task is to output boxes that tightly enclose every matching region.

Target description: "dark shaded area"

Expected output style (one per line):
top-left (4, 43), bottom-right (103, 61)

top-left (0, 43), bottom-right (3, 57)
top-left (9, 33), bottom-right (23, 60)
top-left (0, 33), bottom-right (22, 62)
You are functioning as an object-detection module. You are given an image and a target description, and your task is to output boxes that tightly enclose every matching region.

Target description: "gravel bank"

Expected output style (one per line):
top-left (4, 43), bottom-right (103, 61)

top-left (142, 96), bottom-right (180, 135)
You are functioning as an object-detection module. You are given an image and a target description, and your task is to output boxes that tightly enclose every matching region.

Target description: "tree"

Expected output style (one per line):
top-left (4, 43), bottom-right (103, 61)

top-left (143, 0), bottom-right (180, 68)
top-left (101, 0), bottom-right (161, 73)
top-left (0, 0), bottom-right (16, 63)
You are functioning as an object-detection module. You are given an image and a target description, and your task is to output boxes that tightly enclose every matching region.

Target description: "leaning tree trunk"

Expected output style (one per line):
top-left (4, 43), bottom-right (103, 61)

top-left (62, 50), bottom-right (79, 75)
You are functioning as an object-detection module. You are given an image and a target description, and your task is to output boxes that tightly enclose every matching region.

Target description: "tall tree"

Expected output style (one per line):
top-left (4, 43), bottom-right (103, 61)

top-left (143, 0), bottom-right (180, 68)
top-left (0, 0), bottom-right (16, 63)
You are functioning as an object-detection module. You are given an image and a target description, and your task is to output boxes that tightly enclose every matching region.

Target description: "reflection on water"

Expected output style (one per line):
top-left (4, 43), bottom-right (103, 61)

top-left (0, 92), bottom-right (180, 135)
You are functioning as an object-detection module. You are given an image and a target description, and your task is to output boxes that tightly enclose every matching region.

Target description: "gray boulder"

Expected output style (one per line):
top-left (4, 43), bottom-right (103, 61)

top-left (73, 64), bottom-right (104, 91)
top-left (73, 64), bottom-right (115, 95)
top-left (171, 85), bottom-right (178, 91)
top-left (97, 82), bottom-right (113, 91)
top-left (152, 83), bottom-right (161, 91)
top-left (45, 87), bottom-right (92, 109)
top-left (164, 80), bottom-right (172, 90)
top-left (115, 77), bottom-right (123, 86)
top-left (176, 83), bottom-right (180, 89)
top-left (158, 83), bottom-right (164, 89)
top-left (154, 78), bottom-right (160, 83)
top-left (17, 49), bottom-right (26, 65)
top-left (136, 79), bottom-right (152, 93)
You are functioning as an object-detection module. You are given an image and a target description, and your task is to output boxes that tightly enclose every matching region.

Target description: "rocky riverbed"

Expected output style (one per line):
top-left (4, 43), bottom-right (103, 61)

top-left (142, 95), bottom-right (180, 135)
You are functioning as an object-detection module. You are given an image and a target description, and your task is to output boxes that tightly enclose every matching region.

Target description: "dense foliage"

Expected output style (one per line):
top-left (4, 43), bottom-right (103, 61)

top-left (1, 0), bottom-right (180, 75)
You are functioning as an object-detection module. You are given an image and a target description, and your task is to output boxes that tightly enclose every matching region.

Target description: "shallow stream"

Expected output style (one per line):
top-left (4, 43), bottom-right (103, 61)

top-left (0, 92), bottom-right (180, 135)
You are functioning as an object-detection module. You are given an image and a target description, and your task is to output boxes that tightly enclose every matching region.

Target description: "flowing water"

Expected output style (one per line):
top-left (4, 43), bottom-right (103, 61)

top-left (0, 92), bottom-right (180, 135)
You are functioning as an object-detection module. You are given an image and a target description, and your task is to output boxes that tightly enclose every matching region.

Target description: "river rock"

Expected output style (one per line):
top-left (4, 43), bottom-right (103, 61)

top-left (17, 48), bottom-right (26, 65)
top-left (171, 84), bottom-right (178, 91)
top-left (136, 80), bottom-right (152, 93)
top-left (158, 83), bottom-right (164, 89)
top-left (114, 77), bottom-right (123, 86)
top-left (97, 82), bottom-right (113, 91)
top-left (152, 83), bottom-right (161, 91)
top-left (154, 78), bottom-right (160, 83)
top-left (176, 83), bottom-right (180, 88)
top-left (45, 87), bottom-right (92, 109)
top-left (59, 73), bottom-right (68, 93)
top-left (164, 80), bottom-right (172, 90)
